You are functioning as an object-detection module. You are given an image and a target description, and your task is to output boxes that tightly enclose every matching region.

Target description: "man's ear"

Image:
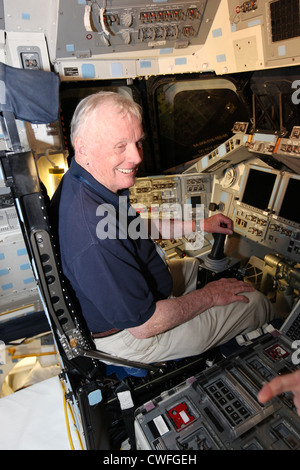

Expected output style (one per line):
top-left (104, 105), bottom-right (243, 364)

top-left (75, 136), bottom-right (87, 161)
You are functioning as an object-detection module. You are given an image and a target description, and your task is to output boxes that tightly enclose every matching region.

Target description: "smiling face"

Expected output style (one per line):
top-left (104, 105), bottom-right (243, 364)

top-left (74, 102), bottom-right (144, 194)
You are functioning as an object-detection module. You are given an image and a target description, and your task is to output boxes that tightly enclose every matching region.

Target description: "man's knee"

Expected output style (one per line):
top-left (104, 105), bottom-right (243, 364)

top-left (244, 289), bottom-right (277, 323)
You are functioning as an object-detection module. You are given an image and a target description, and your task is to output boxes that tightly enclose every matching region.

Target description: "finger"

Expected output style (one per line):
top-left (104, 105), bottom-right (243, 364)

top-left (214, 219), bottom-right (232, 234)
top-left (257, 383), bottom-right (275, 403)
top-left (217, 226), bottom-right (233, 235)
top-left (224, 278), bottom-right (255, 292)
top-left (231, 285), bottom-right (255, 302)
top-left (258, 371), bottom-right (300, 403)
top-left (218, 215), bottom-right (234, 233)
top-left (217, 278), bottom-right (255, 293)
top-left (232, 294), bottom-right (250, 304)
top-left (237, 283), bottom-right (255, 293)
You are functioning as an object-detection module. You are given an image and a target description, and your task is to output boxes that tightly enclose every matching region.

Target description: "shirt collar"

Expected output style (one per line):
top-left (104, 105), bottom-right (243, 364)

top-left (69, 158), bottom-right (129, 208)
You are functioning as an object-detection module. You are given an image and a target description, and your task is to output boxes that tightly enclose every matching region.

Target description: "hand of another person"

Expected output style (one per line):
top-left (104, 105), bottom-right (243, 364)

top-left (258, 369), bottom-right (300, 416)
top-left (203, 214), bottom-right (233, 235)
top-left (202, 277), bottom-right (255, 306)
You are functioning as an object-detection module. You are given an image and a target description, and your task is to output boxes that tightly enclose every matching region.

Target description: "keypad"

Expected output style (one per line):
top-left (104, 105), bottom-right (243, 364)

top-left (286, 315), bottom-right (300, 341)
top-left (204, 379), bottom-right (251, 427)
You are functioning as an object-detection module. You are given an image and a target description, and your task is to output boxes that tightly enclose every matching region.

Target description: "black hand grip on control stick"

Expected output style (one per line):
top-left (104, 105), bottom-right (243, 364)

top-left (208, 223), bottom-right (227, 260)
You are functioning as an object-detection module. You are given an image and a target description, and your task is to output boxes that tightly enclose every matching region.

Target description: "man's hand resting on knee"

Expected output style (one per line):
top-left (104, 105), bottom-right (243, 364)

top-left (202, 277), bottom-right (254, 306)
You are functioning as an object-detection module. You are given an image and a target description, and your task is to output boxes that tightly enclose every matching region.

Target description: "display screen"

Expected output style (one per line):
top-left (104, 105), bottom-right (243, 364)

top-left (241, 168), bottom-right (277, 211)
top-left (279, 177), bottom-right (300, 224)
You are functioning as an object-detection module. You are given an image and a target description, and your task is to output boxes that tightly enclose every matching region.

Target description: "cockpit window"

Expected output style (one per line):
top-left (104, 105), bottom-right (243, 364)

top-left (153, 77), bottom-right (249, 172)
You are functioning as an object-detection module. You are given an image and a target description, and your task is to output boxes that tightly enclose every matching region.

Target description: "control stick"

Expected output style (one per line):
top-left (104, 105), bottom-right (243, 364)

top-left (208, 231), bottom-right (226, 261)
top-left (205, 223), bottom-right (229, 272)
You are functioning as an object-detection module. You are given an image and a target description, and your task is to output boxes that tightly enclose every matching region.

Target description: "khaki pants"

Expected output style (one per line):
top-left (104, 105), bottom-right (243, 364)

top-left (94, 258), bottom-right (277, 363)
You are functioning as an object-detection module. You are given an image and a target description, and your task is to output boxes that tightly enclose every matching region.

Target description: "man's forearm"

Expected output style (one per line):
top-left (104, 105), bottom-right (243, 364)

top-left (128, 288), bottom-right (213, 339)
top-left (128, 277), bottom-right (255, 339)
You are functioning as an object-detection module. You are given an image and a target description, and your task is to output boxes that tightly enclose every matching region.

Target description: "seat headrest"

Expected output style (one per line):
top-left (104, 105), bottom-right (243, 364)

top-left (0, 62), bottom-right (60, 124)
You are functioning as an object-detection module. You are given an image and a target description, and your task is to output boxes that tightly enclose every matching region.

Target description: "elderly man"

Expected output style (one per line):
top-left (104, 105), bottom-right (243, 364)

top-left (55, 91), bottom-right (276, 363)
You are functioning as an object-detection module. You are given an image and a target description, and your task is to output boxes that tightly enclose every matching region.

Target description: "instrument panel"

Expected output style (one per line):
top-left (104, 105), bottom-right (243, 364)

top-left (230, 164), bottom-right (300, 263)
top-left (135, 333), bottom-right (300, 450)
top-left (132, 126), bottom-right (300, 265)
top-left (130, 174), bottom-right (211, 219)
top-left (129, 173), bottom-right (212, 257)
top-left (56, 0), bottom-right (221, 62)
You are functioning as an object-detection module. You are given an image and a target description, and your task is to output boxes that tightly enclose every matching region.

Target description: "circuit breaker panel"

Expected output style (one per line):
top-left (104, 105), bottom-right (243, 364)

top-left (56, 0), bottom-right (221, 62)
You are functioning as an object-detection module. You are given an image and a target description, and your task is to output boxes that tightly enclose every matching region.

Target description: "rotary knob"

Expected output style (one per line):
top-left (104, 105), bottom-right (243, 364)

top-left (123, 13), bottom-right (133, 28)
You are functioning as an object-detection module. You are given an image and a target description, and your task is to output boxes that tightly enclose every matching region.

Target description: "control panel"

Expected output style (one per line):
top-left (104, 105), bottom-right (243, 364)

top-left (248, 133), bottom-right (278, 156)
top-left (3, 0), bottom-right (300, 78)
top-left (207, 126), bottom-right (300, 264)
top-left (276, 126), bottom-right (300, 158)
top-left (228, 0), bottom-right (300, 67)
top-left (266, 217), bottom-right (300, 259)
top-left (135, 333), bottom-right (300, 450)
top-left (181, 174), bottom-right (211, 219)
top-left (129, 173), bottom-right (212, 257)
top-left (183, 129), bottom-right (250, 176)
top-left (131, 126), bottom-right (300, 263)
top-left (130, 174), bottom-right (212, 219)
top-left (233, 203), bottom-right (269, 244)
top-left (56, 0), bottom-right (220, 61)
top-left (213, 165), bottom-right (300, 264)
top-left (228, 1), bottom-right (262, 32)
top-left (129, 175), bottom-right (182, 219)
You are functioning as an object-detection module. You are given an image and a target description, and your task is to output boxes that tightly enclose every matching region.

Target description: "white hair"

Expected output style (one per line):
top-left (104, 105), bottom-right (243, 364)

top-left (70, 91), bottom-right (142, 148)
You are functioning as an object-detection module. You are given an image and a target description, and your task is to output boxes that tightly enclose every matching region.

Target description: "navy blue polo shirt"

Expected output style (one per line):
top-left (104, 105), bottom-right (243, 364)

top-left (57, 159), bottom-right (173, 333)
